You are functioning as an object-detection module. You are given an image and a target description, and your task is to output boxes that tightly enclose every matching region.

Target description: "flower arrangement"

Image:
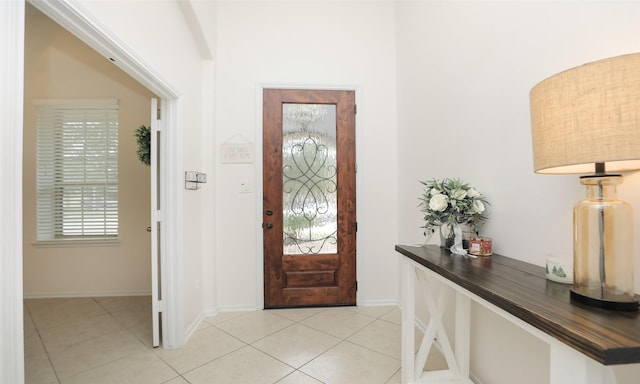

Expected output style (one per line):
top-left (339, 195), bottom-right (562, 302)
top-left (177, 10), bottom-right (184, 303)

top-left (419, 178), bottom-right (489, 237)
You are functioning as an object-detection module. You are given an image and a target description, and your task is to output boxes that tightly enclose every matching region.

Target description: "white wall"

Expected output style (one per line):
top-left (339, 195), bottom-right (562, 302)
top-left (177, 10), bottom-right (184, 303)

top-left (32, 2), bottom-right (640, 381)
top-left (23, 10), bottom-right (154, 297)
top-left (396, 1), bottom-right (640, 383)
top-left (77, 0), bottom-right (214, 330)
top-left (214, 1), bottom-right (399, 308)
top-left (80, 0), bottom-right (399, 328)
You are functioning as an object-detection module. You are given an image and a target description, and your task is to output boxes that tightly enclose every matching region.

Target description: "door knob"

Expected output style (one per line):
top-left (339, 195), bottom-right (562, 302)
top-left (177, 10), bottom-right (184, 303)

top-left (265, 223), bottom-right (273, 229)
top-left (266, 210), bottom-right (273, 216)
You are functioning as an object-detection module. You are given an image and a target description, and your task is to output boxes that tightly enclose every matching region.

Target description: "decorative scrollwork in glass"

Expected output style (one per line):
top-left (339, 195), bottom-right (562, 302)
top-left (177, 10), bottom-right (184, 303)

top-left (282, 104), bottom-right (337, 255)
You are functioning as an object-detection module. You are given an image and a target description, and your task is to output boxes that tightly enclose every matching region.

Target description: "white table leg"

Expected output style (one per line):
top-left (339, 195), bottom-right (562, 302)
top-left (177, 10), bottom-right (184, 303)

top-left (549, 342), bottom-right (617, 384)
top-left (455, 292), bottom-right (471, 378)
top-left (401, 259), bottom-right (416, 384)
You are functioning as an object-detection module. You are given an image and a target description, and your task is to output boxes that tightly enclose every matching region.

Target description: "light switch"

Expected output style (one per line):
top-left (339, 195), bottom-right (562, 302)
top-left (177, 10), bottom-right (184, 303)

top-left (239, 181), bottom-right (252, 193)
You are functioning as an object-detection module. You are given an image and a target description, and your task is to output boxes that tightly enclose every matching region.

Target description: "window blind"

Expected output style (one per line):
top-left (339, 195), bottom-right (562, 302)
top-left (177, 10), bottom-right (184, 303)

top-left (36, 101), bottom-right (119, 241)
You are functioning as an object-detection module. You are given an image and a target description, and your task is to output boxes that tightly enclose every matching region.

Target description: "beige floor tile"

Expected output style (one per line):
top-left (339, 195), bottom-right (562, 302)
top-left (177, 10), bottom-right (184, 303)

top-left (24, 332), bottom-right (57, 384)
top-left (25, 298), bottom-right (410, 384)
top-left (385, 369), bottom-right (401, 384)
top-left (300, 341), bottom-right (400, 384)
top-left (24, 310), bottom-right (57, 384)
top-left (154, 326), bottom-right (245, 373)
top-left (349, 305), bottom-right (396, 319)
top-left (267, 307), bottom-right (324, 322)
top-left (252, 323), bottom-right (341, 368)
top-left (380, 307), bottom-right (402, 325)
top-left (26, 298), bottom-right (107, 330)
top-left (38, 313), bottom-right (124, 348)
top-left (24, 330), bottom-right (46, 360)
top-left (348, 319), bottom-right (401, 359)
top-left (162, 377), bottom-right (190, 384)
top-left (94, 295), bottom-right (151, 314)
top-left (300, 308), bottom-right (375, 339)
top-left (24, 308), bottom-right (38, 336)
top-left (276, 370), bottom-right (323, 384)
top-left (183, 346), bottom-right (293, 384)
top-left (215, 310), bottom-right (294, 343)
top-left (204, 310), bottom-right (248, 326)
top-left (60, 350), bottom-right (177, 384)
top-left (110, 303), bottom-right (153, 346)
top-left (47, 329), bottom-right (148, 379)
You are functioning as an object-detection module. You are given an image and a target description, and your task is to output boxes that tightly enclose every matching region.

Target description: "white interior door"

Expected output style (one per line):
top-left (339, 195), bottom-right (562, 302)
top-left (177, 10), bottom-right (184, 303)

top-left (150, 98), bottom-right (163, 347)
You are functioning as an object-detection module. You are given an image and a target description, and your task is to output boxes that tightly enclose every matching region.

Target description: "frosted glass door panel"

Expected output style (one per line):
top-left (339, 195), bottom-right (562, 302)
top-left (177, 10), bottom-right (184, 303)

top-left (282, 103), bottom-right (337, 255)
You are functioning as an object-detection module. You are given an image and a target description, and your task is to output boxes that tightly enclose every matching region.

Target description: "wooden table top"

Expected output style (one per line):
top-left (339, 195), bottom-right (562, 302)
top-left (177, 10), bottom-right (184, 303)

top-left (395, 244), bottom-right (640, 365)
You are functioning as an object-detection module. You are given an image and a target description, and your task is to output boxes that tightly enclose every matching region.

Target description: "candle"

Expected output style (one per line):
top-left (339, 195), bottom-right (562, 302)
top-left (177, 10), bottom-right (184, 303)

top-left (469, 236), bottom-right (492, 256)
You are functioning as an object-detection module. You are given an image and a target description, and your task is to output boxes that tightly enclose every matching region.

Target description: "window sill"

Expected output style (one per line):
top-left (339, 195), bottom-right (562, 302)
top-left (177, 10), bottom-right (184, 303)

top-left (33, 238), bottom-right (121, 248)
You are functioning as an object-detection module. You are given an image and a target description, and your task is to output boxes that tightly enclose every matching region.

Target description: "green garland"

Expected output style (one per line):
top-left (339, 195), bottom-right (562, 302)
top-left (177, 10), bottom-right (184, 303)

top-left (134, 125), bottom-right (151, 166)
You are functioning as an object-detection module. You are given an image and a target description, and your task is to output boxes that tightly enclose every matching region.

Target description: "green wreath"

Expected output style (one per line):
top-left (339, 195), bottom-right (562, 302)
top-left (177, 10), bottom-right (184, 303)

top-left (134, 125), bottom-right (151, 166)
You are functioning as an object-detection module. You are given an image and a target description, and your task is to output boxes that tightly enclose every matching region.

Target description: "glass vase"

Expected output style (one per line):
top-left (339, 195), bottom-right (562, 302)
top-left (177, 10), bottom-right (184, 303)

top-left (439, 223), bottom-right (455, 249)
top-left (572, 175), bottom-right (637, 310)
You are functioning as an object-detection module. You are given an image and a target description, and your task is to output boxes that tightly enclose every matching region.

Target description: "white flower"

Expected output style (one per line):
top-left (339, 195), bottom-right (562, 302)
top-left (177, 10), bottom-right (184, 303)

top-left (429, 194), bottom-right (449, 212)
top-left (451, 188), bottom-right (467, 200)
top-left (419, 178), bottom-right (489, 237)
top-left (467, 188), bottom-right (480, 198)
top-left (472, 200), bottom-right (485, 214)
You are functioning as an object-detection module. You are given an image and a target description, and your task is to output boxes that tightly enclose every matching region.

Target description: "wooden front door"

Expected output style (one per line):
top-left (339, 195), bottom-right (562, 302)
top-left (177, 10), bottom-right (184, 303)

top-left (263, 89), bottom-right (356, 308)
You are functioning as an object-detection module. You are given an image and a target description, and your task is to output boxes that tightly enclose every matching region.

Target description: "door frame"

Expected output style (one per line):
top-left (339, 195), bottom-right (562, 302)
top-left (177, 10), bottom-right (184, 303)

top-left (255, 84), bottom-right (362, 309)
top-left (1, 1), bottom-right (26, 381)
top-left (1, 4), bottom-right (184, 379)
top-left (29, 0), bottom-right (185, 347)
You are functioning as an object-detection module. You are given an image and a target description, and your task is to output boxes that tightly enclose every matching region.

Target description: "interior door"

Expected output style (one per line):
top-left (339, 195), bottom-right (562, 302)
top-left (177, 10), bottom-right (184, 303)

top-left (150, 98), bottom-right (162, 347)
top-left (263, 89), bottom-right (357, 308)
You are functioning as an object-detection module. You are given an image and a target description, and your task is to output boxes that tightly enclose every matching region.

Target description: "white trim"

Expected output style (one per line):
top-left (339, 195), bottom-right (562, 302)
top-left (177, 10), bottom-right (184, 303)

top-left (215, 304), bottom-right (258, 312)
top-left (254, 85), bottom-right (265, 309)
top-left (0, 1), bottom-right (25, 382)
top-left (26, 0), bottom-right (184, 348)
top-left (29, 0), bottom-right (180, 99)
top-left (160, 97), bottom-right (185, 348)
top-left (254, 84), bottom-right (362, 309)
top-left (358, 299), bottom-right (399, 307)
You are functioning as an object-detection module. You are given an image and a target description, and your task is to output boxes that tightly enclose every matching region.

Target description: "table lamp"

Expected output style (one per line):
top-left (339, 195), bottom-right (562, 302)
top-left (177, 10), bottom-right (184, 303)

top-left (529, 53), bottom-right (640, 311)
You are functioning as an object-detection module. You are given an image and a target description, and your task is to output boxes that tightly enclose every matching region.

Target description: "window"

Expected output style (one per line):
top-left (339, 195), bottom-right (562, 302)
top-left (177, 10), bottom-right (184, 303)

top-left (36, 100), bottom-right (119, 241)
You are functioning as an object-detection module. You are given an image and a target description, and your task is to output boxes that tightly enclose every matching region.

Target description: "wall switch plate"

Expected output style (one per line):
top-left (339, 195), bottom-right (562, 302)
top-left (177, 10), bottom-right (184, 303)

top-left (239, 181), bottom-right (252, 193)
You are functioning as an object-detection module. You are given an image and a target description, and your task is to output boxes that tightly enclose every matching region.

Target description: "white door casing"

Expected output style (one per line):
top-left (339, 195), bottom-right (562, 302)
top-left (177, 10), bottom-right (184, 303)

top-left (1, 1), bottom-right (25, 382)
top-left (151, 98), bottom-right (163, 347)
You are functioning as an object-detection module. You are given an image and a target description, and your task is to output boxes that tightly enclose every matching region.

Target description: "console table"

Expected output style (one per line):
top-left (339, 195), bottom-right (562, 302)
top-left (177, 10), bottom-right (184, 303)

top-left (396, 244), bottom-right (640, 384)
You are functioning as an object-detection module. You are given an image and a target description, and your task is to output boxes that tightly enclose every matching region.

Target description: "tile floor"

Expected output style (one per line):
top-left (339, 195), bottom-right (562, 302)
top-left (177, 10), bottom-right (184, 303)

top-left (24, 296), bottom-right (442, 384)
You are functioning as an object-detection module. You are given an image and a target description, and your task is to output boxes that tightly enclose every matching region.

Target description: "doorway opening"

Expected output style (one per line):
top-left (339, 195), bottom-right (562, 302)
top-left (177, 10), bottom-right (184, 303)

top-left (22, 0), bottom-right (182, 349)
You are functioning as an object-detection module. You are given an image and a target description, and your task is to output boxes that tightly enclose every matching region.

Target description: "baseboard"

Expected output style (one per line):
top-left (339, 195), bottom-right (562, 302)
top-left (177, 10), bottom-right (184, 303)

top-left (23, 290), bottom-right (151, 299)
top-left (358, 299), bottom-right (400, 307)
top-left (215, 304), bottom-right (259, 312)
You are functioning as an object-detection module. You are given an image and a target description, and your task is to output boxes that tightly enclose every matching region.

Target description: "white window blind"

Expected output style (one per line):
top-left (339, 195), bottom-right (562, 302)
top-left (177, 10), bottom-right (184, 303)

top-left (36, 100), bottom-right (119, 241)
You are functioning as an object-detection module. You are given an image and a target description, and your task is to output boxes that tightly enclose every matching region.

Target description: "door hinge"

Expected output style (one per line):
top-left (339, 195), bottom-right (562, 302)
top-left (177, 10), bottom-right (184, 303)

top-left (354, 104), bottom-right (357, 114)
top-left (355, 222), bottom-right (358, 232)
top-left (154, 210), bottom-right (163, 223)
top-left (153, 299), bottom-right (166, 313)
top-left (157, 106), bottom-right (161, 120)
top-left (355, 281), bottom-right (358, 291)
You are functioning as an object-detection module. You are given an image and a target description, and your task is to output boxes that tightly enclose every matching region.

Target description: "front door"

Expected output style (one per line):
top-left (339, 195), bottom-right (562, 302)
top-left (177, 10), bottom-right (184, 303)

top-left (263, 89), bottom-right (357, 308)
